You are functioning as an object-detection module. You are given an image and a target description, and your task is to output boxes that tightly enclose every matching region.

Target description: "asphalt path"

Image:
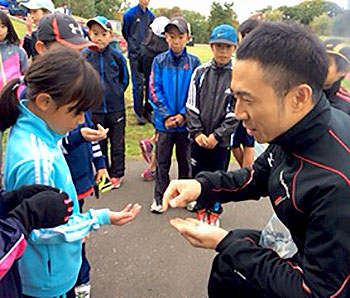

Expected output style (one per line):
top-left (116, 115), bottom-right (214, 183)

top-left (85, 160), bottom-right (273, 298)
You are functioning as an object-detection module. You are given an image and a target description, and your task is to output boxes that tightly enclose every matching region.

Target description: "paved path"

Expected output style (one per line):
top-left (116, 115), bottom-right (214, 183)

top-left (85, 160), bottom-right (273, 298)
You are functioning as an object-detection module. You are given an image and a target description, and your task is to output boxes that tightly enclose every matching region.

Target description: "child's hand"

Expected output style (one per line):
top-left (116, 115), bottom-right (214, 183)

top-left (25, 16), bottom-right (33, 35)
top-left (165, 117), bottom-right (177, 129)
top-left (207, 134), bottom-right (218, 149)
top-left (95, 169), bottom-right (110, 183)
top-left (195, 133), bottom-right (209, 148)
top-left (81, 124), bottom-right (109, 141)
top-left (109, 203), bottom-right (142, 225)
top-left (174, 114), bottom-right (185, 127)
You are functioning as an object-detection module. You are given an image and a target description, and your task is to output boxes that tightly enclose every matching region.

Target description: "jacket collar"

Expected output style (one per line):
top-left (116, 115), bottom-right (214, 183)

top-left (270, 93), bottom-right (330, 153)
top-left (169, 47), bottom-right (187, 60)
top-left (17, 100), bottom-right (65, 147)
top-left (210, 59), bottom-right (232, 70)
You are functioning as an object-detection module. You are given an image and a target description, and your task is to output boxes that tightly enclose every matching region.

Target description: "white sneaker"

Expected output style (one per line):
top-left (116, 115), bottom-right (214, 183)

top-left (186, 201), bottom-right (197, 212)
top-left (75, 282), bottom-right (91, 298)
top-left (150, 200), bottom-right (163, 214)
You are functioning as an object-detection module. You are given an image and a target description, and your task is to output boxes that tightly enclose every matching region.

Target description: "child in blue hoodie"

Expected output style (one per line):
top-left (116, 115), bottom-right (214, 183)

top-left (0, 48), bottom-right (141, 298)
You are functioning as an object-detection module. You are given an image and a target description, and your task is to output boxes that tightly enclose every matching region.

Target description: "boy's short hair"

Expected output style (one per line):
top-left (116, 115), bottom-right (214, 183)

top-left (236, 22), bottom-right (329, 102)
top-left (87, 16), bottom-right (112, 31)
top-left (209, 24), bottom-right (237, 45)
top-left (324, 39), bottom-right (350, 72)
top-left (238, 19), bottom-right (260, 39)
top-left (38, 14), bottom-right (98, 50)
top-left (21, 0), bottom-right (54, 13)
top-left (164, 16), bottom-right (191, 35)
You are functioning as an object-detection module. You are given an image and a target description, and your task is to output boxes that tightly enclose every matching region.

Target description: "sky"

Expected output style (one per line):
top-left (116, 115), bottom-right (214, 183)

top-left (129, 0), bottom-right (348, 22)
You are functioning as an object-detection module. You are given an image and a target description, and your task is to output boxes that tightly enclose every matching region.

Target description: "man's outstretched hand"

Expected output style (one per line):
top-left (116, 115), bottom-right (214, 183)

top-left (170, 218), bottom-right (228, 250)
top-left (162, 179), bottom-right (202, 212)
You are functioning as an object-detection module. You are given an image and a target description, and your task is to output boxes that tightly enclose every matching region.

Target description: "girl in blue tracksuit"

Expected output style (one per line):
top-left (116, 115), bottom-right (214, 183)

top-left (0, 48), bottom-right (141, 298)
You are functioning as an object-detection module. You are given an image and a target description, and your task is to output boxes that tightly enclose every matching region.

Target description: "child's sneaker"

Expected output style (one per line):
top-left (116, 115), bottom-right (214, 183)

top-left (150, 200), bottom-right (163, 214)
top-left (75, 282), bottom-right (91, 298)
top-left (98, 175), bottom-right (113, 193)
top-left (139, 139), bottom-right (153, 164)
top-left (207, 211), bottom-right (220, 227)
top-left (141, 168), bottom-right (156, 181)
top-left (196, 209), bottom-right (207, 223)
top-left (110, 177), bottom-right (123, 189)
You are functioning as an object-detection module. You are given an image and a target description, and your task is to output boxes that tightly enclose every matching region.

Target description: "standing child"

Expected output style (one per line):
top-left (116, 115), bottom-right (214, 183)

top-left (1, 48), bottom-right (141, 298)
top-left (149, 16), bottom-right (201, 213)
top-left (0, 10), bottom-right (28, 187)
top-left (186, 25), bottom-right (237, 226)
top-left (84, 16), bottom-right (129, 189)
top-left (21, 0), bottom-right (54, 59)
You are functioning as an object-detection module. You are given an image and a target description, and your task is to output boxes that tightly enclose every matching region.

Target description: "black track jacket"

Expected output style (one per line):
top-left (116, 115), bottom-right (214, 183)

top-left (196, 94), bottom-right (350, 297)
top-left (186, 60), bottom-right (237, 147)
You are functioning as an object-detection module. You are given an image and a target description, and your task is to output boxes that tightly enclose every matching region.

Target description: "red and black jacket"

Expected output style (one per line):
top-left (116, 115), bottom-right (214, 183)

top-left (196, 94), bottom-right (350, 297)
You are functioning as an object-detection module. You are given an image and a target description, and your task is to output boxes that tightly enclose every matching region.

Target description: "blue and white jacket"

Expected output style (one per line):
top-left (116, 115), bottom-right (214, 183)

top-left (122, 4), bottom-right (154, 58)
top-left (4, 101), bottom-right (111, 297)
top-left (83, 45), bottom-right (129, 114)
top-left (60, 111), bottom-right (106, 195)
top-left (149, 48), bottom-right (201, 132)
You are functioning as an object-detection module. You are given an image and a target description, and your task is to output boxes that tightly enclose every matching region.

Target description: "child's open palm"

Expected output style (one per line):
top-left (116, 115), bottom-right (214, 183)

top-left (109, 203), bottom-right (142, 225)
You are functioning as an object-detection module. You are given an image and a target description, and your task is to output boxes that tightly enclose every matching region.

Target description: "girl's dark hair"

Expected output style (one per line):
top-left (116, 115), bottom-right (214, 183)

top-left (0, 11), bottom-right (19, 45)
top-left (0, 47), bottom-right (102, 132)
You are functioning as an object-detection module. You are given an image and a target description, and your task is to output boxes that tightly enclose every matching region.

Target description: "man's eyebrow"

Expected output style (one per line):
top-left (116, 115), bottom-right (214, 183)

top-left (232, 90), bottom-right (253, 98)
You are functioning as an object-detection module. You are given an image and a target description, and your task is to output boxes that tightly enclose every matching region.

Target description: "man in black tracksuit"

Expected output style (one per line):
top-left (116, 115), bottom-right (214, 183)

top-left (162, 22), bottom-right (350, 297)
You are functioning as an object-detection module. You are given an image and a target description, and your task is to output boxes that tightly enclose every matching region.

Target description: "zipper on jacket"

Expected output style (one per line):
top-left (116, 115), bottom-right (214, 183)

top-left (210, 69), bottom-right (220, 132)
top-left (99, 52), bottom-right (107, 113)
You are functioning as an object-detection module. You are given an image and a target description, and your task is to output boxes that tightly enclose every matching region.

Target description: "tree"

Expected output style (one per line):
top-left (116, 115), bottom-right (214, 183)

top-left (332, 10), bottom-right (350, 36)
top-left (310, 12), bottom-right (333, 35)
top-left (264, 9), bottom-right (284, 21)
top-left (207, 1), bottom-right (238, 31)
top-left (183, 10), bottom-right (209, 44)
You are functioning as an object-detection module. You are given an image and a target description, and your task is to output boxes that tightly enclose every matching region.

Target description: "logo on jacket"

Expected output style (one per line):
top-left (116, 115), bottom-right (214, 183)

top-left (183, 63), bottom-right (190, 69)
top-left (274, 171), bottom-right (290, 206)
top-left (267, 152), bottom-right (274, 167)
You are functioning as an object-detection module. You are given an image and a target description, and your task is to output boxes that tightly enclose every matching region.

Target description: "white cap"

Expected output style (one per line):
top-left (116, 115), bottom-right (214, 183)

top-left (22, 0), bottom-right (55, 12)
top-left (150, 16), bottom-right (170, 37)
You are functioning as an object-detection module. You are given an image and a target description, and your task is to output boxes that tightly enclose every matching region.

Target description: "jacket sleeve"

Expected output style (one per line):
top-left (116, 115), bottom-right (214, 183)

top-left (7, 161), bottom-right (111, 244)
top-left (122, 13), bottom-right (131, 41)
top-left (18, 47), bottom-right (28, 75)
top-left (119, 53), bottom-right (129, 92)
top-left (213, 94), bottom-right (238, 143)
top-left (59, 129), bottom-right (87, 155)
top-left (0, 216), bottom-right (27, 279)
top-left (149, 58), bottom-right (172, 120)
top-left (186, 67), bottom-right (204, 138)
top-left (214, 184), bottom-right (350, 298)
top-left (92, 141), bottom-right (106, 170)
top-left (195, 147), bottom-right (272, 207)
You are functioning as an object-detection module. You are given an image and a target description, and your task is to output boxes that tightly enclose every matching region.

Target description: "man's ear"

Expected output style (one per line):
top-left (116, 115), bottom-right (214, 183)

top-left (35, 40), bottom-right (47, 55)
top-left (289, 84), bottom-right (313, 112)
top-left (34, 93), bottom-right (53, 112)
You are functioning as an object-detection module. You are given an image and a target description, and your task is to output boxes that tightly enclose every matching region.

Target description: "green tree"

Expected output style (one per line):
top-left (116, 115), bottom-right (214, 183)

top-left (207, 1), bottom-right (238, 31)
top-left (310, 12), bottom-right (333, 35)
top-left (264, 9), bottom-right (284, 21)
top-left (183, 10), bottom-right (209, 44)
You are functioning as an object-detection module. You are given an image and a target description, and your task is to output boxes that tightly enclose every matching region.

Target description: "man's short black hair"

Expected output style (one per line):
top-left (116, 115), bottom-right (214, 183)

top-left (238, 19), bottom-right (260, 39)
top-left (237, 22), bottom-right (329, 102)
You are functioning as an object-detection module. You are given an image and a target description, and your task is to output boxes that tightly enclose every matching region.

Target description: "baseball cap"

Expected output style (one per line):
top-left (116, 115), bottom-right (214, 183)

top-left (150, 16), bottom-right (169, 37)
top-left (37, 14), bottom-right (98, 50)
top-left (87, 16), bottom-right (112, 31)
top-left (165, 16), bottom-right (191, 35)
top-left (324, 39), bottom-right (350, 65)
top-left (209, 25), bottom-right (237, 45)
top-left (21, 0), bottom-right (55, 12)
